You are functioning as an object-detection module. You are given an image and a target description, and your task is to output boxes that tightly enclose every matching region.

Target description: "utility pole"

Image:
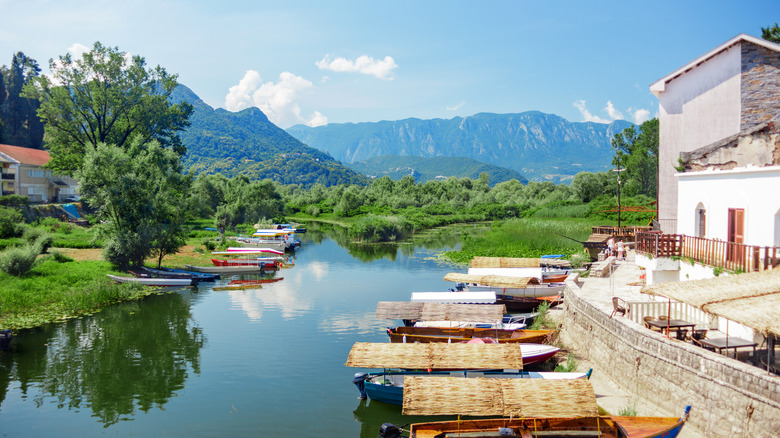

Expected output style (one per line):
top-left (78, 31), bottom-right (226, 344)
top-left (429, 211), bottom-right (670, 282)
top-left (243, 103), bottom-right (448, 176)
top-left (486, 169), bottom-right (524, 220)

top-left (612, 168), bottom-right (625, 230)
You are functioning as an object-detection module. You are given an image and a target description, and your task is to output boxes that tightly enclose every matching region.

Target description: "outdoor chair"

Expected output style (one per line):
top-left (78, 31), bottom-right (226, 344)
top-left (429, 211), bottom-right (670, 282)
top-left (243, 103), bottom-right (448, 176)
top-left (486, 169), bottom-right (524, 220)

top-left (644, 316), bottom-right (661, 331)
top-left (658, 315), bottom-right (669, 321)
top-left (610, 297), bottom-right (629, 319)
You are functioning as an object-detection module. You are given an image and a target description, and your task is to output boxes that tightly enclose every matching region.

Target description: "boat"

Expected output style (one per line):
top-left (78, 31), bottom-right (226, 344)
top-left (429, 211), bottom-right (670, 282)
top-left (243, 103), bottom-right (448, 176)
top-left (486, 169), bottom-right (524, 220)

top-left (347, 343), bottom-right (580, 406)
top-left (224, 247), bottom-right (284, 255)
top-left (444, 273), bottom-right (566, 298)
top-left (393, 412), bottom-right (692, 438)
top-left (183, 264), bottom-right (268, 274)
top-left (107, 274), bottom-right (193, 287)
top-left (379, 376), bottom-right (691, 438)
top-left (411, 291), bottom-right (557, 314)
top-left (155, 266), bottom-right (220, 281)
top-left (137, 266), bottom-right (221, 282)
top-left (386, 326), bottom-right (554, 345)
top-left (210, 250), bottom-right (287, 270)
top-left (496, 294), bottom-right (562, 312)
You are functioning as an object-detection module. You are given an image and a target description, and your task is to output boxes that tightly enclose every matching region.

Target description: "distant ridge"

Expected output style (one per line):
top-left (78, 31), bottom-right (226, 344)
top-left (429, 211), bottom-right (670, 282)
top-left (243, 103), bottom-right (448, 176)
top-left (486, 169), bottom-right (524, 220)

top-left (348, 155), bottom-right (528, 185)
top-left (171, 85), bottom-right (368, 186)
top-left (287, 112), bottom-right (633, 183)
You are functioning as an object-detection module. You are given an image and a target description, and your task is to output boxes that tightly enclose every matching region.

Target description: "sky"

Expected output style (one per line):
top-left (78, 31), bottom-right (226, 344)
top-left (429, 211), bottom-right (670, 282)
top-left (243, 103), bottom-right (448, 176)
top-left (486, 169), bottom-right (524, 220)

top-left (0, 0), bottom-right (777, 129)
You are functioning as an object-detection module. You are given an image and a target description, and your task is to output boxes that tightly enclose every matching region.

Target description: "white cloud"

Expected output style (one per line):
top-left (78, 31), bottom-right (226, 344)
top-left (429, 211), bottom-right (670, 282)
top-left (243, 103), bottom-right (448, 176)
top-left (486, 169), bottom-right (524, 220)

top-left (447, 101), bottom-right (465, 111)
top-left (573, 100), bottom-right (610, 123)
top-left (604, 101), bottom-right (623, 120)
top-left (575, 100), bottom-right (652, 125)
top-left (631, 108), bottom-right (652, 124)
top-left (67, 43), bottom-right (90, 59)
top-left (224, 70), bottom-right (327, 128)
top-left (316, 54), bottom-right (398, 80)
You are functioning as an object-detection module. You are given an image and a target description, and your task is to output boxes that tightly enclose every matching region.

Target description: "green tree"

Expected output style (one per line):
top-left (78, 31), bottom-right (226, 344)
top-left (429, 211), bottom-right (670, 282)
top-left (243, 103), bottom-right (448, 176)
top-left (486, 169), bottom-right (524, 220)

top-left (23, 42), bottom-right (193, 174)
top-left (76, 138), bottom-right (189, 269)
top-left (762, 23), bottom-right (780, 43)
top-left (611, 118), bottom-right (659, 198)
top-left (0, 52), bottom-right (43, 147)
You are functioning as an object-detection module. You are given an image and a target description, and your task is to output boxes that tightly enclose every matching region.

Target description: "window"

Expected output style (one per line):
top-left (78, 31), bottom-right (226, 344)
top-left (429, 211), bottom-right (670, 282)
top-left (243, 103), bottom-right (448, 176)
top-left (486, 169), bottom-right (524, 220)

top-left (695, 203), bottom-right (706, 237)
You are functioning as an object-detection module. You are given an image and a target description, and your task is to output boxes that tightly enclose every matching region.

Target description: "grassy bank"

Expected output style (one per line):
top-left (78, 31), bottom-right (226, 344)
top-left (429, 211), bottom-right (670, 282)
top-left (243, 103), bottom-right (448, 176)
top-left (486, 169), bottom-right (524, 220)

top-left (444, 218), bottom-right (599, 263)
top-left (0, 257), bottom-right (158, 329)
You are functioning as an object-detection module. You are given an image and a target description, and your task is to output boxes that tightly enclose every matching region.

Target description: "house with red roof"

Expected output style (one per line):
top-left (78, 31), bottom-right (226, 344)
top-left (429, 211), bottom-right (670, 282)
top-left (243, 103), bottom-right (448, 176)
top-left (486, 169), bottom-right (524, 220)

top-left (0, 143), bottom-right (78, 203)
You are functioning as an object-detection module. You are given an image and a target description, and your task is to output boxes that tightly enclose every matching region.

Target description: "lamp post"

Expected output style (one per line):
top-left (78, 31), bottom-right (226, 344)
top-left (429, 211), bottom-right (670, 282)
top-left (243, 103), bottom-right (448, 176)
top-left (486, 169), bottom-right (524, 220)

top-left (612, 168), bottom-right (625, 230)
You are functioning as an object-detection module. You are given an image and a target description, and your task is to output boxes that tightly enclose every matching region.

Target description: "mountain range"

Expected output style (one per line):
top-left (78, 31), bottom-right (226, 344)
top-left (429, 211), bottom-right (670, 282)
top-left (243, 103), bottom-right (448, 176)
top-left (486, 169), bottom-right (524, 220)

top-left (287, 112), bottom-right (633, 183)
top-left (171, 85), bottom-right (368, 186)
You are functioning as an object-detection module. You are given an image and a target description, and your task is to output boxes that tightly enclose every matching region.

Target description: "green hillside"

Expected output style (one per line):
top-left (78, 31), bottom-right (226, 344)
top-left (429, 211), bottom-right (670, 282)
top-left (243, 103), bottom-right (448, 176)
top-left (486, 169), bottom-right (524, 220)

top-left (348, 155), bottom-right (528, 185)
top-left (171, 85), bottom-right (368, 186)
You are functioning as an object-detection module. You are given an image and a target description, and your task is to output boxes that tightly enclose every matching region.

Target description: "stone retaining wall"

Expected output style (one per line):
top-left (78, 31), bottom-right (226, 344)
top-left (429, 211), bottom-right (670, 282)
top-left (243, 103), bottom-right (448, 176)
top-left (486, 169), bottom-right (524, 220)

top-left (560, 278), bottom-right (780, 437)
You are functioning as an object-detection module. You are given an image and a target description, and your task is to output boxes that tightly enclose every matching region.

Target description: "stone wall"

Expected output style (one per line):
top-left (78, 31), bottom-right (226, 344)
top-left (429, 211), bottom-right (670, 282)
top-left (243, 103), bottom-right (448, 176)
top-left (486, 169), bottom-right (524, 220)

top-left (741, 41), bottom-right (780, 131)
top-left (560, 278), bottom-right (780, 437)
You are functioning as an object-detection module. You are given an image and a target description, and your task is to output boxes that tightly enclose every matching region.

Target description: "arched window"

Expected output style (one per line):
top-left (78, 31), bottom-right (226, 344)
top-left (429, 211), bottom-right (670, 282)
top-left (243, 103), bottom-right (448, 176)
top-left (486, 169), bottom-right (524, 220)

top-left (695, 203), bottom-right (706, 237)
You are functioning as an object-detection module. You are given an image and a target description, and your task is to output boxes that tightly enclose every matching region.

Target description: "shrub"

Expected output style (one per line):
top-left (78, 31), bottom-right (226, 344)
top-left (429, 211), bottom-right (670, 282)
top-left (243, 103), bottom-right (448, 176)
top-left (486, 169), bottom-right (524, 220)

top-left (202, 239), bottom-right (217, 251)
top-left (49, 250), bottom-right (75, 263)
top-left (0, 206), bottom-right (26, 238)
top-left (24, 227), bottom-right (54, 253)
top-left (0, 194), bottom-right (29, 207)
top-left (0, 244), bottom-right (39, 276)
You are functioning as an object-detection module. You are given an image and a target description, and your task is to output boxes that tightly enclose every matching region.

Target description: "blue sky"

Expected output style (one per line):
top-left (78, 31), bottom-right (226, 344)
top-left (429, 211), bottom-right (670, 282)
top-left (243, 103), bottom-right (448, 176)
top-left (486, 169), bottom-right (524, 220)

top-left (0, 0), bottom-right (776, 128)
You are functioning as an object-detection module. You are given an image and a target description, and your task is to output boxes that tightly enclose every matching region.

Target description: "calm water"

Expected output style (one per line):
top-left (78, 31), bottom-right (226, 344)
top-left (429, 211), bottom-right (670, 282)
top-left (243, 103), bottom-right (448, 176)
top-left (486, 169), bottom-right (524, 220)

top-left (0, 225), bottom-right (468, 437)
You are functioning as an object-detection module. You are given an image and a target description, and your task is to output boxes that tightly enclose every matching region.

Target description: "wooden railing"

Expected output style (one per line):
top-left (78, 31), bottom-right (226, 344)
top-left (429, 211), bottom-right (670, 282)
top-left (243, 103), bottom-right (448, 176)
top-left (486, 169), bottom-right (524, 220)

top-left (591, 226), bottom-right (653, 237)
top-left (628, 300), bottom-right (718, 329)
top-left (635, 231), bottom-right (682, 258)
top-left (636, 231), bottom-right (780, 273)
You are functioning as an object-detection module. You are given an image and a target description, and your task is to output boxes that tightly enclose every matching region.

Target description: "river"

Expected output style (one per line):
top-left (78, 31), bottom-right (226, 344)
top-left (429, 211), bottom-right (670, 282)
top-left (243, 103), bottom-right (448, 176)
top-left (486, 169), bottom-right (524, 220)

top-left (0, 224), bottom-right (469, 437)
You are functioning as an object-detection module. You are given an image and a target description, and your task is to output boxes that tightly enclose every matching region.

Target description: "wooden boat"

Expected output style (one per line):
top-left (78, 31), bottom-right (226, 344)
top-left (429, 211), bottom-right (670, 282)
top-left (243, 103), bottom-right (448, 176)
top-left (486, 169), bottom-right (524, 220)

top-left (137, 266), bottom-right (220, 282)
top-left (210, 258), bottom-right (281, 270)
top-left (380, 376), bottom-right (691, 438)
top-left (387, 326), bottom-right (554, 345)
top-left (397, 412), bottom-right (691, 438)
top-left (107, 274), bottom-right (193, 287)
top-left (156, 266), bottom-right (220, 281)
top-left (496, 294), bottom-right (562, 312)
top-left (184, 264), bottom-right (267, 274)
top-left (347, 343), bottom-right (580, 405)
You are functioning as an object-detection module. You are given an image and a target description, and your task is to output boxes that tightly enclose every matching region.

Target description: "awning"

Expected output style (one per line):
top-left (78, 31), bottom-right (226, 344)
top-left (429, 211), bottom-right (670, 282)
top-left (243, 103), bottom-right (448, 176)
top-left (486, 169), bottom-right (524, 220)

top-left (345, 342), bottom-right (524, 370)
top-left (375, 302), bottom-right (506, 321)
top-left (410, 291), bottom-right (497, 304)
top-left (444, 273), bottom-right (541, 288)
top-left (47, 178), bottom-right (69, 187)
top-left (402, 377), bottom-right (598, 417)
top-left (642, 268), bottom-right (780, 337)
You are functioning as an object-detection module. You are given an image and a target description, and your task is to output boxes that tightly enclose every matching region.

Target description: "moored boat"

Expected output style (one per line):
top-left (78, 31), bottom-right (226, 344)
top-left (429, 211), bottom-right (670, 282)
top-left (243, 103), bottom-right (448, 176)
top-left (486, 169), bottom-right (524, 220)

top-left (107, 274), bottom-right (193, 287)
top-left (184, 264), bottom-right (267, 274)
top-left (347, 343), bottom-right (579, 406)
top-left (386, 326), bottom-right (554, 345)
top-left (380, 376), bottom-right (691, 438)
top-left (444, 273), bottom-right (566, 298)
top-left (155, 266), bottom-right (220, 281)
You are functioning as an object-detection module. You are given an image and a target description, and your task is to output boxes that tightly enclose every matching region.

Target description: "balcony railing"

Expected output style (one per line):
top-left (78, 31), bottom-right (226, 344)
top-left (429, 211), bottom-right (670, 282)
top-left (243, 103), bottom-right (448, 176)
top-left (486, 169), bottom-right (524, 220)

top-left (1, 173), bottom-right (15, 180)
top-left (636, 231), bottom-right (780, 273)
top-left (591, 226), bottom-right (653, 238)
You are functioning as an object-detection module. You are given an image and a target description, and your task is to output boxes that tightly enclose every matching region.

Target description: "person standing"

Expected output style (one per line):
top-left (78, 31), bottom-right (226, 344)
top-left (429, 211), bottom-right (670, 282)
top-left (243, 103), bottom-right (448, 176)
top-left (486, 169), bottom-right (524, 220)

top-left (616, 239), bottom-right (625, 261)
top-left (607, 236), bottom-right (615, 256)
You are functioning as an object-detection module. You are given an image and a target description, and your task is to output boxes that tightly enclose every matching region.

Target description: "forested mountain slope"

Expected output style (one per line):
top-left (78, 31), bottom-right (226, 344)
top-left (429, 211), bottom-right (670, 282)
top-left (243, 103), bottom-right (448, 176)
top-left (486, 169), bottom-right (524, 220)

top-left (348, 155), bottom-right (527, 185)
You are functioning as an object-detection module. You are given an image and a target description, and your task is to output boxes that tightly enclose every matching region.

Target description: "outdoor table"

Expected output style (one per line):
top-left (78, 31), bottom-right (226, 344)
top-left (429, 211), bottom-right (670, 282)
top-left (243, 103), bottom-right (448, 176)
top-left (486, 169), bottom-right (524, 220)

top-left (698, 337), bottom-right (757, 357)
top-left (646, 319), bottom-right (697, 340)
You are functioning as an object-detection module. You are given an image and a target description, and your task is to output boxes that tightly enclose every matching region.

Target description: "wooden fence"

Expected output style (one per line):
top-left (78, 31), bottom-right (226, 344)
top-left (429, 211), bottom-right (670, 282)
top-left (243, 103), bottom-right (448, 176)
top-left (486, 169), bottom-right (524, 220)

top-left (636, 232), bottom-right (780, 273)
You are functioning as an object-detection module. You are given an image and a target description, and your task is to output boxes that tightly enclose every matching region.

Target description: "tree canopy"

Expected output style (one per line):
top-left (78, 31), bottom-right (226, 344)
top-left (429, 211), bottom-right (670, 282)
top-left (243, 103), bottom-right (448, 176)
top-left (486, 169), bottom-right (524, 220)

top-left (23, 42), bottom-right (192, 174)
top-left (0, 52), bottom-right (44, 148)
top-left (762, 23), bottom-right (780, 43)
top-left (610, 118), bottom-right (659, 199)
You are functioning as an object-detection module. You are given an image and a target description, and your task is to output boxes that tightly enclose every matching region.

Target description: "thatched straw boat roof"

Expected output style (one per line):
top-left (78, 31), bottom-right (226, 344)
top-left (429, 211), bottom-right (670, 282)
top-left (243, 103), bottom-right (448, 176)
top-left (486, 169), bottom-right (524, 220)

top-left (470, 257), bottom-right (542, 268)
top-left (443, 273), bottom-right (541, 288)
top-left (375, 302), bottom-right (506, 321)
top-left (345, 342), bottom-right (524, 370)
top-left (402, 377), bottom-right (597, 417)
top-left (470, 256), bottom-right (571, 268)
top-left (642, 268), bottom-right (780, 337)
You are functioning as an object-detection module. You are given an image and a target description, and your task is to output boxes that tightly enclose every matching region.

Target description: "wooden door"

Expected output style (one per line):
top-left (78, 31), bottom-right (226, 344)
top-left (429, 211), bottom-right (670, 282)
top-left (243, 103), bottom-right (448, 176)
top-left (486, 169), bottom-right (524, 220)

top-left (727, 208), bottom-right (745, 264)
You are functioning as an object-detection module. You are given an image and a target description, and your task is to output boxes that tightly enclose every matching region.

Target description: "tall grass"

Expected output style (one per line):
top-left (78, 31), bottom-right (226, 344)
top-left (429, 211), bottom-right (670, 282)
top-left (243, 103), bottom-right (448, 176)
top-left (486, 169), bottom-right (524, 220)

top-left (445, 218), bottom-right (596, 263)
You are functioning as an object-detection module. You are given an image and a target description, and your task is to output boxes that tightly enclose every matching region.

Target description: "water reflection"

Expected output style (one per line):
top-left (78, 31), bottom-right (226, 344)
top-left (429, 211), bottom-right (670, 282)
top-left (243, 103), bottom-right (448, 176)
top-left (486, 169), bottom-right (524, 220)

top-left (318, 311), bottom-right (387, 336)
top-left (221, 269), bottom-right (314, 321)
top-left (2, 291), bottom-right (204, 427)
